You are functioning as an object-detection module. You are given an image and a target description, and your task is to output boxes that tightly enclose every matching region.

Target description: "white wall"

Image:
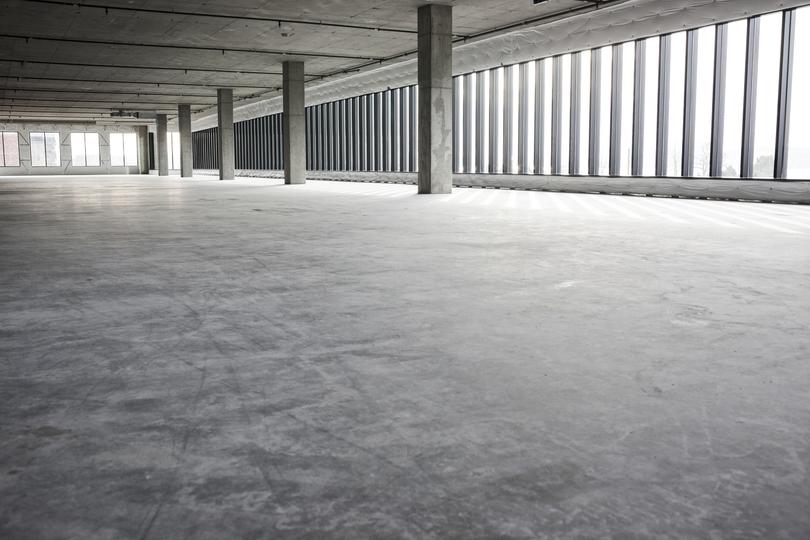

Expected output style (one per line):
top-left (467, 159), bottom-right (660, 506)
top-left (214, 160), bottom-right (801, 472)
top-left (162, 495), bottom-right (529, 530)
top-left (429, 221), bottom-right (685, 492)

top-left (0, 123), bottom-right (143, 176)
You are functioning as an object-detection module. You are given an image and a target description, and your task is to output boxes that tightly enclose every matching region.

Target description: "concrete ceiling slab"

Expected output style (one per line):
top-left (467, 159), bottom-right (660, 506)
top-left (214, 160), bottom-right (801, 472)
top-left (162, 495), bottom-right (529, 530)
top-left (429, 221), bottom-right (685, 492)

top-left (5, 0), bottom-right (767, 124)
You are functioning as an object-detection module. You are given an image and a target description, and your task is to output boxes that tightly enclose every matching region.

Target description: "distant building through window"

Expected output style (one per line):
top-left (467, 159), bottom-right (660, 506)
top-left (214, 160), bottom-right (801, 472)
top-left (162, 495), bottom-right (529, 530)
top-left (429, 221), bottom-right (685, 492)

top-left (110, 133), bottom-right (138, 167)
top-left (0, 132), bottom-right (20, 167)
top-left (70, 133), bottom-right (100, 167)
top-left (30, 132), bottom-right (61, 167)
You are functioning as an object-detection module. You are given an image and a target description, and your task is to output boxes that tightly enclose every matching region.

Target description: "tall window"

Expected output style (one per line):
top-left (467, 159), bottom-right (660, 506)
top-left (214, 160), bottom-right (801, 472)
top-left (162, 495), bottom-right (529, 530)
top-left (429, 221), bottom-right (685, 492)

top-left (788, 6), bottom-right (810, 178)
top-left (692, 26), bottom-right (716, 177)
top-left (666, 32), bottom-right (687, 176)
top-left (751, 13), bottom-right (782, 177)
top-left (577, 50), bottom-right (591, 175)
top-left (0, 132), bottom-right (20, 167)
top-left (618, 42), bottom-right (635, 176)
top-left (598, 46), bottom-right (612, 175)
top-left (559, 54), bottom-right (572, 175)
top-left (70, 133), bottom-right (100, 167)
top-left (110, 132), bottom-right (138, 167)
top-left (542, 59), bottom-right (553, 174)
top-left (167, 132), bottom-right (181, 170)
top-left (642, 37), bottom-right (660, 176)
top-left (30, 132), bottom-right (61, 167)
top-left (721, 20), bottom-right (748, 177)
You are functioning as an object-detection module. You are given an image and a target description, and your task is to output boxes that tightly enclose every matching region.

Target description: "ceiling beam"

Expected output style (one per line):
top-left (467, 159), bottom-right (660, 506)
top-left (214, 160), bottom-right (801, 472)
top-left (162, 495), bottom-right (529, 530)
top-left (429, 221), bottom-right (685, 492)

top-left (0, 87), bottom-right (228, 98)
top-left (16, 0), bottom-right (427, 36)
top-left (0, 97), bottom-right (214, 105)
top-left (0, 58), bottom-right (287, 77)
top-left (0, 34), bottom-right (382, 61)
top-left (0, 75), bottom-right (271, 89)
top-left (0, 104), bottom-right (205, 111)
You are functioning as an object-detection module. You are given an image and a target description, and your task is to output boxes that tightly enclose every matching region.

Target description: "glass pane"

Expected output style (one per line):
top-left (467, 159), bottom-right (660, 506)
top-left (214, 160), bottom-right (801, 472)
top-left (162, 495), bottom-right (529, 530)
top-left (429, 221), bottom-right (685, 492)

top-left (598, 46), bottom-right (612, 175)
top-left (496, 68), bottom-right (506, 173)
top-left (124, 133), bottom-right (138, 166)
top-left (560, 54), bottom-right (571, 175)
top-left (166, 132), bottom-right (174, 170)
top-left (505, 66), bottom-right (517, 174)
top-left (667, 32), bottom-right (687, 176)
top-left (525, 63), bottom-right (535, 173)
top-left (482, 70), bottom-right (491, 172)
top-left (643, 37), bottom-right (660, 176)
top-left (543, 59), bottom-right (552, 174)
top-left (788, 6), bottom-right (810, 178)
top-left (692, 26), bottom-right (716, 177)
top-left (468, 73), bottom-right (477, 172)
top-left (619, 42), bottom-right (635, 176)
top-left (71, 133), bottom-right (86, 167)
top-left (752, 13), bottom-right (782, 178)
top-left (86, 133), bottom-right (100, 166)
top-left (45, 133), bottom-right (60, 166)
top-left (30, 132), bottom-right (46, 167)
top-left (578, 51), bottom-right (591, 175)
top-left (3, 132), bottom-right (20, 167)
top-left (722, 20), bottom-right (747, 177)
top-left (171, 132), bottom-right (181, 169)
top-left (110, 133), bottom-right (124, 166)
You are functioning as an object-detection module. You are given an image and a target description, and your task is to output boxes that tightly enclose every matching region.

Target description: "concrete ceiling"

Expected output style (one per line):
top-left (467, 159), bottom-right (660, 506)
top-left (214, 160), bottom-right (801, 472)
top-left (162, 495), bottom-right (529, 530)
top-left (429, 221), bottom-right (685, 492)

top-left (0, 0), bottom-right (630, 124)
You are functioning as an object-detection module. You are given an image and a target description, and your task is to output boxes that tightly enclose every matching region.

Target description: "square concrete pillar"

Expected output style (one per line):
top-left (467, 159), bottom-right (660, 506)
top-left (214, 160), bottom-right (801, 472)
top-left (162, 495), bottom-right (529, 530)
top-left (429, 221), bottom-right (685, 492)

top-left (136, 125), bottom-right (149, 174)
top-left (156, 113), bottom-right (169, 176)
top-left (283, 61), bottom-right (306, 184)
top-left (178, 104), bottom-right (193, 178)
top-left (217, 88), bottom-right (235, 180)
top-left (417, 4), bottom-right (453, 194)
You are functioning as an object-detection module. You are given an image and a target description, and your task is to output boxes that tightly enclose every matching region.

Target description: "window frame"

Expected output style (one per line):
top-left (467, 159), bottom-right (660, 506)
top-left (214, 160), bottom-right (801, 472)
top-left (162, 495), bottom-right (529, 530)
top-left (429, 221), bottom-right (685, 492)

top-left (0, 131), bottom-right (21, 167)
top-left (30, 132), bottom-right (61, 167)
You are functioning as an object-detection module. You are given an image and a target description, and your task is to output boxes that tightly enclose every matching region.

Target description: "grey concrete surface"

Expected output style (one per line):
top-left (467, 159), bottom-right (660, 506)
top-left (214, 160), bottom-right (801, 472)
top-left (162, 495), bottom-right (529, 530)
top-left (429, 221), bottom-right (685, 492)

top-left (1, 175), bottom-right (810, 539)
top-left (283, 62), bottom-right (306, 185)
top-left (417, 4), bottom-right (453, 195)
top-left (178, 105), bottom-right (193, 179)
top-left (217, 89), bottom-right (235, 181)
top-left (156, 114), bottom-right (169, 177)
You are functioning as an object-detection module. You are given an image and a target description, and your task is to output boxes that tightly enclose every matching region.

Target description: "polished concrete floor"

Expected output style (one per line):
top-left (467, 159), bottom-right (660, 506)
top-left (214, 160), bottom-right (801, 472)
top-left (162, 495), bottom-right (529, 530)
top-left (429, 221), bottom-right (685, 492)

top-left (1, 174), bottom-right (809, 539)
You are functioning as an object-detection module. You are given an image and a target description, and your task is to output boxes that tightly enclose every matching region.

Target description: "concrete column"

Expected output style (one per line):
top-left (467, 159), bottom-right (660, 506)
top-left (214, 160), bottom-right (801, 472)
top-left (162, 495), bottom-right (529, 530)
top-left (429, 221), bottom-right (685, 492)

top-left (417, 4), bottom-right (453, 194)
top-left (283, 61), bottom-right (306, 184)
top-left (136, 125), bottom-right (149, 174)
top-left (156, 113), bottom-right (169, 176)
top-left (178, 104), bottom-right (193, 178)
top-left (217, 88), bottom-right (235, 180)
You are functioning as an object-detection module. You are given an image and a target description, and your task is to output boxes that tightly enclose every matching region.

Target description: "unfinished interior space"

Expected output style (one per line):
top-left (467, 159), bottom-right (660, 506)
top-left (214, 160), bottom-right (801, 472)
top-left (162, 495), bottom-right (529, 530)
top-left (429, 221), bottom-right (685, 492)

top-left (1, 1), bottom-right (809, 538)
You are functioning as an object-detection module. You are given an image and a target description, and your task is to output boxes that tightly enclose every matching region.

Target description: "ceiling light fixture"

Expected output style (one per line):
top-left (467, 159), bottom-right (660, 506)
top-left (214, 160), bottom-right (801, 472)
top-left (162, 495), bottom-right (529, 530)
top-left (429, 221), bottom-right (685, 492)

top-left (276, 21), bottom-right (295, 38)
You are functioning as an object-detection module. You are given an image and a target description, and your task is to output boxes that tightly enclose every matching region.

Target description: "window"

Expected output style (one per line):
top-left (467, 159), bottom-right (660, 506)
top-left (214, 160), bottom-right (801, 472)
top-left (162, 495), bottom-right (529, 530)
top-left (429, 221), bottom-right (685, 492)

top-left (619, 42), bottom-right (635, 176)
top-left (692, 26), bottom-right (716, 177)
top-left (666, 32), bottom-right (687, 176)
top-left (576, 50), bottom-right (591, 175)
top-left (30, 132), bottom-right (61, 167)
top-left (751, 13), bottom-right (782, 177)
top-left (721, 20), bottom-right (748, 177)
top-left (110, 132), bottom-right (139, 167)
top-left (642, 37), bottom-right (660, 176)
top-left (542, 59), bottom-right (553, 174)
top-left (0, 132), bottom-right (20, 167)
top-left (508, 65), bottom-right (519, 173)
top-left (70, 133), bottom-right (100, 167)
top-left (559, 54), bottom-right (572, 175)
top-left (788, 6), bottom-right (810, 178)
top-left (168, 132), bottom-right (181, 170)
top-left (598, 46), bottom-right (612, 175)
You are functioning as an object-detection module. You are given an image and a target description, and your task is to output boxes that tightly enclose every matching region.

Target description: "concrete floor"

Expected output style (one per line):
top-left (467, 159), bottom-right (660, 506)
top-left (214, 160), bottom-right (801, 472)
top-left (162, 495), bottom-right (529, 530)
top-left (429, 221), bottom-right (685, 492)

top-left (1, 175), bottom-right (809, 539)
